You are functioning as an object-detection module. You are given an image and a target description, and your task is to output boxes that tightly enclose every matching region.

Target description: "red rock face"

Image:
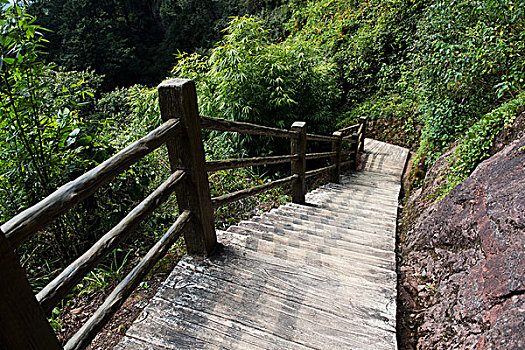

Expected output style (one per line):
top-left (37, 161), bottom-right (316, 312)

top-left (400, 136), bottom-right (525, 349)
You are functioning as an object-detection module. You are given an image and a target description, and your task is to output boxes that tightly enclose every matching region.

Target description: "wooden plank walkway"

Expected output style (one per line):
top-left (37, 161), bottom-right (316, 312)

top-left (117, 139), bottom-right (409, 349)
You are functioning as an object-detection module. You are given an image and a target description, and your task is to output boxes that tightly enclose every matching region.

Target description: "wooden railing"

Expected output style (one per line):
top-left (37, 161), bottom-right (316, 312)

top-left (0, 78), bottom-right (367, 350)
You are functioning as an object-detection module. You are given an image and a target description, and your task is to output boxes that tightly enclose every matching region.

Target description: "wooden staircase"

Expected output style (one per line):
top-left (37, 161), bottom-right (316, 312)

top-left (116, 139), bottom-right (409, 349)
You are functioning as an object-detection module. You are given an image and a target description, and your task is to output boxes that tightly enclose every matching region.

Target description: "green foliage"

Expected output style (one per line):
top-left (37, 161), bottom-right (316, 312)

top-left (159, 0), bottom-right (286, 54)
top-left (0, 2), bottom-right (97, 223)
top-left (287, 0), bottom-right (423, 105)
top-left (174, 16), bottom-right (341, 155)
top-left (430, 93), bottom-right (525, 200)
top-left (27, 0), bottom-right (288, 90)
top-left (81, 248), bottom-right (133, 292)
top-left (412, 0), bottom-right (525, 162)
top-left (28, 0), bottom-right (167, 89)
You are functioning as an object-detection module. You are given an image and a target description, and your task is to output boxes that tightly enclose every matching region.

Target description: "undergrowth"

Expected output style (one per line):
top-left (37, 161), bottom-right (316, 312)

top-left (430, 92), bottom-right (525, 201)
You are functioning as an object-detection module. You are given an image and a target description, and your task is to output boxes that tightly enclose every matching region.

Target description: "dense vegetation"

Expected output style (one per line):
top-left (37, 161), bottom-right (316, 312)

top-left (1, 0), bottom-right (524, 338)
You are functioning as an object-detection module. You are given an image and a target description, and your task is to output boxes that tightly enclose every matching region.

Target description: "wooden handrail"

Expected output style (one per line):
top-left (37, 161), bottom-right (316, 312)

top-left (306, 133), bottom-right (338, 142)
top-left (305, 151), bottom-right (337, 160)
top-left (2, 119), bottom-right (181, 248)
top-left (37, 170), bottom-right (186, 313)
top-left (338, 123), bottom-right (359, 135)
top-left (64, 210), bottom-right (192, 350)
top-left (206, 154), bottom-right (299, 172)
top-left (201, 115), bottom-right (299, 139)
top-left (305, 164), bottom-right (337, 178)
top-left (212, 175), bottom-right (298, 208)
top-left (357, 122), bottom-right (365, 136)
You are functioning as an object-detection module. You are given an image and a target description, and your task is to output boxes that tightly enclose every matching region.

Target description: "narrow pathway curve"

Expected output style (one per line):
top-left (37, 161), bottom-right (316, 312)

top-left (117, 139), bottom-right (409, 349)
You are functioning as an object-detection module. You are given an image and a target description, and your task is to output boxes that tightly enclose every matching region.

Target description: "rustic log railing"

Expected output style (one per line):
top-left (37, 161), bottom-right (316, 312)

top-left (0, 78), bottom-right (367, 350)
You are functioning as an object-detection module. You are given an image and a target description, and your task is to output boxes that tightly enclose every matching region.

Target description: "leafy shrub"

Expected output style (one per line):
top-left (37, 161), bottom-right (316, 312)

top-left (412, 0), bottom-right (525, 163)
top-left (431, 92), bottom-right (525, 200)
top-left (174, 16), bottom-right (341, 156)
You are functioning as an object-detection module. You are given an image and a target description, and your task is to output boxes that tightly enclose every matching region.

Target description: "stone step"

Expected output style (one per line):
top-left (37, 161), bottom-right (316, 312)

top-left (339, 173), bottom-right (402, 188)
top-left (268, 207), bottom-right (396, 231)
top-left (283, 201), bottom-right (397, 221)
top-left (314, 181), bottom-right (397, 197)
top-left (230, 220), bottom-right (395, 261)
top-left (307, 187), bottom-right (399, 206)
top-left (244, 215), bottom-right (394, 251)
top-left (252, 210), bottom-right (396, 240)
top-left (221, 227), bottom-right (396, 286)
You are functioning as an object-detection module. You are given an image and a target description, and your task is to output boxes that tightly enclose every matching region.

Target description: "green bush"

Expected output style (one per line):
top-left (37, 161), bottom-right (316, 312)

top-left (412, 0), bottom-right (525, 163)
top-left (174, 16), bottom-right (341, 156)
top-left (431, 92), bottom-right (525, 201)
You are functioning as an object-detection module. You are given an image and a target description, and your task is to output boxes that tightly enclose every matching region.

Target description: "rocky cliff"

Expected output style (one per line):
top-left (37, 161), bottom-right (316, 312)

top-left (398, 120), bottom-right (525, 349)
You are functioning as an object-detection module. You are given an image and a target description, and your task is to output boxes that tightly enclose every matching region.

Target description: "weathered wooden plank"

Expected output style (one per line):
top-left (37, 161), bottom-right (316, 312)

top-left (37, 170), bottom-right (185, 313)
top-left (172, 246), bottom-right (388, 307)
top-left (212, 175), bottom-right (297, 209)
top-left (235, 219), bottom-right (395, 260)
top-left (263, 207), bottom-right (396, 233)
top-left (167, 247), bottom-right (391, 305)
top-left (223, 225), bottom-right (394, 270)
top-left (147, 280), bottom-right (393, 348)
top-left (0, 233), bottom-right (61, 350)
top-left (2, 119), bottom-right (181, 248)
top-left (205, 154), bottom-right (298, 172)
top-left (314, 181), bottom-right (400, 198)
top-left (201, 115), bottom-right (299, 139)
top-left (158, 79), bottom-right (216, 256)
top-left (249, 213), bottom-right (394, 247)
top-left (221, 228), bottom-right (396, 282)
top-left (64, 210), bottom-right (191, 350)
top-left (285, 199), bottom-right (397, 218)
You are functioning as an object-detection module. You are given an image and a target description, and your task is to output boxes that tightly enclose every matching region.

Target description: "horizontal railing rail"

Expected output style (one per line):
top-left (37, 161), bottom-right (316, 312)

top-left (201, 115), bottom-right (299, 139)
top-left (306, 151), bottom-right (338, 160)
top-left (338, 123), bottom-right (359, 136)
top-left (0, 78), bottom-right (367, 350)
top-left (306, 133), bottom-right (338, 142)
top-left (37, 170), bottom-right (186, 314)
top-left (65, 210), bottom-right (192, 350)
top-left (305, 164), bottom-right (337, 178)
top-left (2, 119), bottom-right (181, 248)
top-left (211, 174), bottom-right (298, 209)
top-left (206, 154), bottom-right (299, 172)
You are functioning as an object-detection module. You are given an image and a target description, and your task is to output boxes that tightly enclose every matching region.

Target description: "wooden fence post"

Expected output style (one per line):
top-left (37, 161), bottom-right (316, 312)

top-left (331, 131), bottom-right (343, 183)
top-left (158, 79), bottom-right (216, 256)
top-left (0, 232), bottom-right (62, 350)
top-left (290, 121), bottom-right (307, 204)
top-left (359, 116), bottom-right (367, 152)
